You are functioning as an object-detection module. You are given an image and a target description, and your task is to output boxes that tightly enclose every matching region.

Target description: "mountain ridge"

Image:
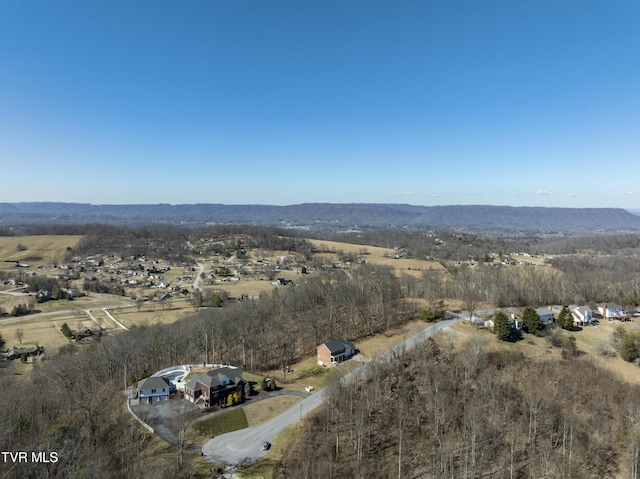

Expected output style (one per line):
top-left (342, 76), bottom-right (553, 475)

top-left (1, 202), bottom-right (639, 234)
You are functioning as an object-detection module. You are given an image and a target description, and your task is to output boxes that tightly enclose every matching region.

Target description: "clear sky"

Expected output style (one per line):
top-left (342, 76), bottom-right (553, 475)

top-left (1, 1), bottom-right (638, 208)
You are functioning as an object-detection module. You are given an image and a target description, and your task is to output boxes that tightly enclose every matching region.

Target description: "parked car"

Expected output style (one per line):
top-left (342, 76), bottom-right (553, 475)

top-left (261, 442), bottom-right (271, 451)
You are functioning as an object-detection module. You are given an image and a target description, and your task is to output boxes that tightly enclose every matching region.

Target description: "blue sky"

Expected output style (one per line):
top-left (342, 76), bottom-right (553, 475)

top-left (1, 1), bottom-right (638, 208)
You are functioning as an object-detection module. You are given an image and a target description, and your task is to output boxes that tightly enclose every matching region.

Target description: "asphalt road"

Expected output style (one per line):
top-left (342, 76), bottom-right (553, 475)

top-left (201, 316), bottom-right (462, 467)
top-left (202, 389), bottom-right (327, 466)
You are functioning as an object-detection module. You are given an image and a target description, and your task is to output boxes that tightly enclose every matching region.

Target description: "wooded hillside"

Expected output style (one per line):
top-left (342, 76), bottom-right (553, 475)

top-left (276, 336), bottom-right (640, 479)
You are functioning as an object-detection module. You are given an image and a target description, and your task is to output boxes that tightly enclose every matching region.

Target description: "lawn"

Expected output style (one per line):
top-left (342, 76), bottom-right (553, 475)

top-left (192, 408), bottom-right (248, 439)
top-left (243, 395), bottom-right (303, 427)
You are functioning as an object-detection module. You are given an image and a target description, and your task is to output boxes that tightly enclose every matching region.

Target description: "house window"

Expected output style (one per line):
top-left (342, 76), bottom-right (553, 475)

top-left (151, 389), bottom-right (156, 393)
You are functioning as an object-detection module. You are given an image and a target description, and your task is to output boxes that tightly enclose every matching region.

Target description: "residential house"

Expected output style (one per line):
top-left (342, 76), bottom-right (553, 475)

top-left (597, 302), bottom-right (628, 321)
top-left (317, 339), bottom-right (356, 367)
top-left (184, 366), bottom-right (245, 407)
top-left (535, 307), bottom-right (555, 325)
top-left (572, 306), bottom-right (594, 326)
top-left (137, 376), bottom-right (171, 404)
top-left (2, 345), bottom-right (45, 363)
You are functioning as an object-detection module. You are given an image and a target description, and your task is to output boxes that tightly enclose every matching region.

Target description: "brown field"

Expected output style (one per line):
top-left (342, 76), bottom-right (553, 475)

top-left (202, 278), bottom-right (296, 299)
top-left (0, 311), bottom-right (82, 351)
top-left (510, 253), bottom-right (549, 266)
top-left (308, 238), bottom-right (445, 277)
top-left (0, 235), bottom-right (82, 267)
top-left (105, 300), bottom-right (195, 328)
top-left (243, 395), bottom-right (303, 427)
top-left (308, 239), bottom-right (393, 257)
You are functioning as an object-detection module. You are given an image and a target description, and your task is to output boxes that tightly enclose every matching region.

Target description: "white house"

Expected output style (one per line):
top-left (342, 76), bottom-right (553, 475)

top-left (137, 376), bottom-right (170, 404)
top-left (571, 306), bottom-right (594, 326)
top-left (535, 307), bottom-right (555, 324)
top-left (597, 302), bottom-right (627, 320)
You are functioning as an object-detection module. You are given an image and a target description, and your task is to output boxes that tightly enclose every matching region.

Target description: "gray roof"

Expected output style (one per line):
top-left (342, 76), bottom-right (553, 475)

top-left (138, 376), bottom-right (170, 390)
top-left (187, 367), bottom-right (243, 390)
top-left (322, 339), bottom-right (355, 354)
top-left (184, 377), bottom-right (201, 392)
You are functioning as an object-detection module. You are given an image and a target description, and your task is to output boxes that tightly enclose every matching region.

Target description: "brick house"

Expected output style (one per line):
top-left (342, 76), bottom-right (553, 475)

top-left (317, 339), bottom-right (356, 367)
top-left (184, 366), bottom-right (245, 407)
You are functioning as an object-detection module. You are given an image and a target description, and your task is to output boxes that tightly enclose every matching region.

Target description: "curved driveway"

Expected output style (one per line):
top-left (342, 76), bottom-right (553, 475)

top-left (202, 316), bottom-right (461, 466)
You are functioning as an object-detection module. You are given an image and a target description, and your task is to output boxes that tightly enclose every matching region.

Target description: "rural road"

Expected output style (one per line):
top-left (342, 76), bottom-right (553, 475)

top-left (192, 258), bottom-right (205, 291)
top-left (201, 316), bottom-right (462, 467)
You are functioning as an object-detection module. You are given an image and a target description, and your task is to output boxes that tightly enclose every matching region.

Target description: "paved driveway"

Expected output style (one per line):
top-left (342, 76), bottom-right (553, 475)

top-left (202, 317), bottom-right (461, 466)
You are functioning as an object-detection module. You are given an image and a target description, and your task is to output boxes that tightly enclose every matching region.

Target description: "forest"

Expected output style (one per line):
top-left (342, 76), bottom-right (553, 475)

top-left (276, 336), bottom-right (640, 479)
top-left (1, 225), bottom-right (640, 478)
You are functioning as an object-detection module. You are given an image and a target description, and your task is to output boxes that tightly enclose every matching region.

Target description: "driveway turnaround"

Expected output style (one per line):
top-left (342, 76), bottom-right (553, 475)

top-left (202, 316), bottom-right (461, 467)
top-left (202, 389), bottom-right (327, 466)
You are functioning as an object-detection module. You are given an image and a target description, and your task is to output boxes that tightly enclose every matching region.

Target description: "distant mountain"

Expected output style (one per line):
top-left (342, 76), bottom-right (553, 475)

top-left (1, 202), bottom-right (640, 234)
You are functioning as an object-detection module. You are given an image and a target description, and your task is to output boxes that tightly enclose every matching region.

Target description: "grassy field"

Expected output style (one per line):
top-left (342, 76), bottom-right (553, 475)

top-left (0, 235), bottom-right (82, 267)
top-left (0, 292), bottom-right (136, 353)
top-left (106, 300), bottom-right (195, 328)
top-left (308, 238), bottom-right (446, 278)
top-left (0, 312), bottom-right (79, 351)
top-left (192, 408), bottom-right (248, 439)
top-left (243, 395), bottom-right (303, 427)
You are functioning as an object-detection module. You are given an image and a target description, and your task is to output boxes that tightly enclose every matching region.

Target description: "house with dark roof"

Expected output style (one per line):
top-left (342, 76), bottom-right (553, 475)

top-left (2, 345), bottom-right (45, 362)
top-left (317, 339), bottom-right (356, 367)
top-left (137, 376), bottom-right (170, 404)
top-left (184, 366), bottom-right (245, 407)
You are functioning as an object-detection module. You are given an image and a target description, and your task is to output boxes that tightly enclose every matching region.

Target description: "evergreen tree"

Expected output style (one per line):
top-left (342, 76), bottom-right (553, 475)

top-left (494, 311), bottom-right (510, 341)
top-left (260, 377), bottom-right (269, 391)
top-left (620, 332), bottom-right (640, 362)
top-left (52, 285), bottom-right (61, 300)
top-left (60, 323), bottom-right (72, 338)
top-left (522, 306), bottom-right (541, 335)
top-left (557, 306), bottom-right (573, 330)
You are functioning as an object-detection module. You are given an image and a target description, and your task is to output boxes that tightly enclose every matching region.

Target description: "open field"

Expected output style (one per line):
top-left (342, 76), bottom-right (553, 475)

top-left (107, 299), bottom-right (196, 328)
top-left (0, 293), bottom-right (136, 353)
top-left (201, 278), bottom-right (293, 298)
top-left (0, 311), bottom-right (80, 351)
top-left (308, 238), bottom-right (446, 277)
top-left (309, 239), bottom-right (394, 257)
top-left (0, 235), bottom-right (82, 266)
top-left (510, 253), bottom-right (549, 266)
top-left (243, 395), bottom-right (303, 427)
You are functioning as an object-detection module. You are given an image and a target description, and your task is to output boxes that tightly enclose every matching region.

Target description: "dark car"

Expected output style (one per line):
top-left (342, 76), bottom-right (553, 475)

top-left (261, 442), bottom-right (271, 451)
